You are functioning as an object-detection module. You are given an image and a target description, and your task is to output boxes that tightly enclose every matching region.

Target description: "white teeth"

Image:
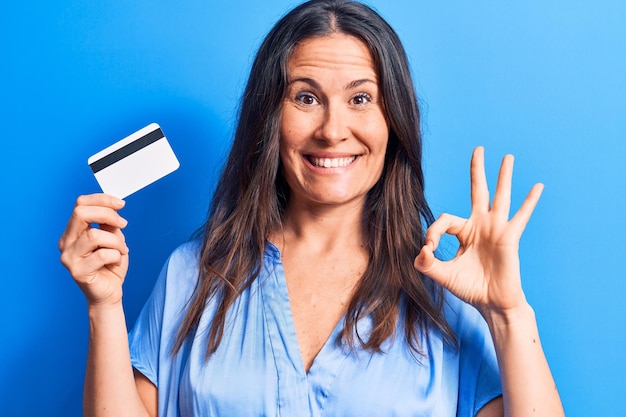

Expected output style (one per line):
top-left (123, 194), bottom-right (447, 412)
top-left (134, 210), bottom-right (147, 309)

top-left (310, 156), bottom-right (356, 168)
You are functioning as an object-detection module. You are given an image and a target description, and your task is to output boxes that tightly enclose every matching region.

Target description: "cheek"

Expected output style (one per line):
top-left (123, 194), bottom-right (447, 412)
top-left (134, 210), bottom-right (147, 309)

top-left (358, 111), bottom-right (389, 147)
top-left (279, 131), bottom-right (299, 156)
top-left (368, 126), bottom-right (390, 157)
top-left (280, 111), bottom-right (304, 150)
top-left (278, 139), bottom-right (303, 180)
top-left (279, 113), bottom-right (297, 156)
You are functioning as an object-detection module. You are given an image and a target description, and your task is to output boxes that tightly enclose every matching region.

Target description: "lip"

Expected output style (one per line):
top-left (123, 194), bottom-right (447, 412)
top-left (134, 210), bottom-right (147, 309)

top-left (303, 153), bottom-right (360, 171)
top-left (305, 152), bottom-right (357, 158)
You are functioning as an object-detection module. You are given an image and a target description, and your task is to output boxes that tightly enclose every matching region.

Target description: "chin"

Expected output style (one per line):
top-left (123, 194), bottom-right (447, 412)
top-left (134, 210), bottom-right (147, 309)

top-left (309, 191), bottom-right (366, 207)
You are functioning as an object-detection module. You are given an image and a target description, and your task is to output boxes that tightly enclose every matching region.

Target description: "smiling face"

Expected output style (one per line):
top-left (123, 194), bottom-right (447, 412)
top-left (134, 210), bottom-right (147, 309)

top-left (279, 33), bottom-right (389, 212)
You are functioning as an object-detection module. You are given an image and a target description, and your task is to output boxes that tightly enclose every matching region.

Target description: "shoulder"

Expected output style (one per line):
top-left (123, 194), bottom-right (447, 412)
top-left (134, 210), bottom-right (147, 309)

top-left (167, 239), bottom-right (202, 268)
top-left (442, 291), bottom-right (491, 343)
top-left (163, 240), bottom-right (202, 279)
top-left (156, 239), bottom-right (202, 303)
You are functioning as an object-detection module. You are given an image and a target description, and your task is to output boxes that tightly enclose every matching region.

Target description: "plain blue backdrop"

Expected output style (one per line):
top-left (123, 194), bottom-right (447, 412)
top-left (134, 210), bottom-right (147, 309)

top-left (1, 1), bottom-right (625, 415)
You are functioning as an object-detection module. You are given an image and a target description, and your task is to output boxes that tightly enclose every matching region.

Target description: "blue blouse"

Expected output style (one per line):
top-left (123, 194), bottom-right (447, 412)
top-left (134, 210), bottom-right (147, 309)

top-left (129, 241), bottom-right (502, 417)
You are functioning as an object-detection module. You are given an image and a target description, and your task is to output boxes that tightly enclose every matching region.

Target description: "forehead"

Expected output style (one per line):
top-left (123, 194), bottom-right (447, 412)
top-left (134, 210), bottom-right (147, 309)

top-left (288, 34), bottom-right (378, 80)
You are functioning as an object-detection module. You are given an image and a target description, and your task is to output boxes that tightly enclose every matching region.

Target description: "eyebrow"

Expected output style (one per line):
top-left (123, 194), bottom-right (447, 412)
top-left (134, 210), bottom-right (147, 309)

top-left (287, 77), bottom-right (378, 90)
top-left (346, 79), bottom-right (377, 89)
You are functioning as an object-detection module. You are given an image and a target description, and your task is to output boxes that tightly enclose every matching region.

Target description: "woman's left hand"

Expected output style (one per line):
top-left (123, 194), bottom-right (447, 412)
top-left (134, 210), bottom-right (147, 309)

top-left (414, 146), bottom-right (543, 315)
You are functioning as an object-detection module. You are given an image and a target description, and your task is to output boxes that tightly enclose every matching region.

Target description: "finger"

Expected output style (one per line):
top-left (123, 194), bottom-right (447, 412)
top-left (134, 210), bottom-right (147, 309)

top-left (414, 242), bottom-right (436, 272)
top-left (70, 248), bottom-right (126, 283)
top-left (101, 225), bottom-right (130, 257)
top-left (60, 208), bottom-right (127, 253)
top-left (470, 146), bottom-right (490, 213)
top-left (74, 226), bottom-right (128, 256)
top-left (414, 244), bottom-right (450, 287)
top-left (60, 231), bottom-right (124, 274)
top-left (491, 154), bottom-right (514, 218)
top-left (425, 213), bottom-right (467, 250)
top-left (61, 194), bottom-right (124, 248)
top-left (509, 182), bottom-right (544, 235)
top-left (76, 193), bottom-right (126, 209)
top-left (61, 195), bottom-right (127, 248)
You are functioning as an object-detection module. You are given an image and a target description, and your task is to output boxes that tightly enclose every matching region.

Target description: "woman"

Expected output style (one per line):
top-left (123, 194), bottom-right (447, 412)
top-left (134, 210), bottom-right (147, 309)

top-left (59, 0), bottom-right (564, 416)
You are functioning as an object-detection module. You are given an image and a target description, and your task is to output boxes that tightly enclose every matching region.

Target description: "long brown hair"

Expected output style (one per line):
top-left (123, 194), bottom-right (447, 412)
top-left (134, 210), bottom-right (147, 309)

top-left (174, 0), bottom-right (455, 357)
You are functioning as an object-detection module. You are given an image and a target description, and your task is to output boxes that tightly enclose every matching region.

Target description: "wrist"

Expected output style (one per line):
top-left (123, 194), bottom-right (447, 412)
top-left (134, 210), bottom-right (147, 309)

top-left (86, 300), bottom-right (128, 338)
top-left (480, 301), bottom-right (536, 330)
top-left (87, 299), bottom-right (125, 317)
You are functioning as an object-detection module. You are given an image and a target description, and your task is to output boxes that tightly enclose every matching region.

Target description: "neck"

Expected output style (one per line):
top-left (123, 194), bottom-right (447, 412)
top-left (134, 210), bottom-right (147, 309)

top-left (272, 198), bottom-right (367, 255)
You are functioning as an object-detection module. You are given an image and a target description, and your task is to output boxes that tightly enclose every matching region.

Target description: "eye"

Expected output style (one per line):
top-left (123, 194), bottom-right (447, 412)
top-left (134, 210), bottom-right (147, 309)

top-left (350, 92), bottom-right (372, 106)
top-left (295, 92), bottom-right (319, 106)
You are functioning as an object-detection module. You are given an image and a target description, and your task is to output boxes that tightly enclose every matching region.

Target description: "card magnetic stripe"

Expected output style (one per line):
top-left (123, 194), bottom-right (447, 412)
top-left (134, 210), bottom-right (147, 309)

top-left (89, 128), bottom-right (165, 174)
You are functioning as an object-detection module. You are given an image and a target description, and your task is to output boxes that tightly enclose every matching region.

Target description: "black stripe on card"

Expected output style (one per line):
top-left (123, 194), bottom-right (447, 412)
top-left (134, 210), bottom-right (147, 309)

top-left (89, 128), bottom-right (165, 173)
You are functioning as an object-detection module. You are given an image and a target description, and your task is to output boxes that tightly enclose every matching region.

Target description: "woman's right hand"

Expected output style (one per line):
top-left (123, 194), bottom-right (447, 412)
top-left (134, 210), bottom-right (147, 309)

top-left (59, 194), bottom-right (129, 306)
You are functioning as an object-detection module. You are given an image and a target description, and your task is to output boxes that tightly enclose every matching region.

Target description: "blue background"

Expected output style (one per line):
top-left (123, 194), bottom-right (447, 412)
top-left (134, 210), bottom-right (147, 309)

top-left (1, 1), bottom-right (624, 415)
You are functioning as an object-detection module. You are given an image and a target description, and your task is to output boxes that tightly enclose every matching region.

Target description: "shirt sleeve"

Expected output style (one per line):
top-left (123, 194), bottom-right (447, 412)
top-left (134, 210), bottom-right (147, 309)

top-left (128, 241), bottom-right (201, 388)
top-left (128, 258), bottom-right (169, 386)
top-left (448, 296), bottom-right (503, 417)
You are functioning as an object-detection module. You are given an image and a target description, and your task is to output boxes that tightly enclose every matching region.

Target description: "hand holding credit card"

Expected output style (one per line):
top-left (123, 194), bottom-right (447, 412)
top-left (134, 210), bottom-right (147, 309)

top-left (87, 123), bottom-right (180, 199)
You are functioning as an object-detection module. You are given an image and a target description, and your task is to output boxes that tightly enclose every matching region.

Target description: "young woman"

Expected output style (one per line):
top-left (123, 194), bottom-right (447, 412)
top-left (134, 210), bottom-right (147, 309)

top-left (59, 1), bottom-right (564, 416)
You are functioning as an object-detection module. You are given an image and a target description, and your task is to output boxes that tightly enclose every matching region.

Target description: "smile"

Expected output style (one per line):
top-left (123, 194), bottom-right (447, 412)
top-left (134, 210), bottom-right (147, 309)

top-left (306, 156), bottom-right (357, 168)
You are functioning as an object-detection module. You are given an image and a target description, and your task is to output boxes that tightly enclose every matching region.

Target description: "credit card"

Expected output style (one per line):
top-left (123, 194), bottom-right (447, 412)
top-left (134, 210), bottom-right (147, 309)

top-left (87, 123), bottom-right (180, 199)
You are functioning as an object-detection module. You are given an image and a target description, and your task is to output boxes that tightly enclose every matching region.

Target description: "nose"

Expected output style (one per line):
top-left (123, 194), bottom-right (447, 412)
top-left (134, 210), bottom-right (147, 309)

top-left (316, 102), bottom-right (350, 145)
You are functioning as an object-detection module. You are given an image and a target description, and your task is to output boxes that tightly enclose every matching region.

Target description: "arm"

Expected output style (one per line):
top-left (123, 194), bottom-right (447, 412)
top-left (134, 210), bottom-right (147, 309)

top-left (59, 194), bottom-right (156, 417)
top-left (414, 147), bottom-right (564, 417)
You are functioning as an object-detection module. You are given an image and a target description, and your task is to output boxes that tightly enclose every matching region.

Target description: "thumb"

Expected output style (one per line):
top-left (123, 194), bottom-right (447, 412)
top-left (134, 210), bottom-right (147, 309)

top-left (414, 243), bottom-right (448, 286)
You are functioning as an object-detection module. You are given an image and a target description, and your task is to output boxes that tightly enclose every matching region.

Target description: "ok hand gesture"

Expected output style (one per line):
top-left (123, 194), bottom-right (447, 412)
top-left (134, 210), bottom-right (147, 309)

top-left (414, 147), bottom-right (543, 315)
